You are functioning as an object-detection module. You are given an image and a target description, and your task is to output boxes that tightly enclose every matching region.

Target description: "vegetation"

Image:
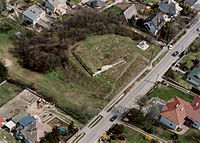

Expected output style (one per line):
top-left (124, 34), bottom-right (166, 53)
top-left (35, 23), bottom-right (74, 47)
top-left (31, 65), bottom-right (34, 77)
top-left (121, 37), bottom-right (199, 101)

top-left (105, 6), bottom-right (122, 15)
top-left (149, 85), bottom-right (194, 102)
top-left (40, 126), bottom-right (60, 143)
top-left (0, 82), bottom-right (22, 107)
top-left (0, 62), bottom-right (8, 81)
top-left (0, 130), bottom-right (20, 143)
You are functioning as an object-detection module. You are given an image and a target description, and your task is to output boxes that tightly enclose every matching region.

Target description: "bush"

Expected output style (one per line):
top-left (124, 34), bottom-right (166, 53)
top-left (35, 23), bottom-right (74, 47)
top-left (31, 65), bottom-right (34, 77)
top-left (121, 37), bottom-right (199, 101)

top-left (0, 62), bottom-right (8, 81)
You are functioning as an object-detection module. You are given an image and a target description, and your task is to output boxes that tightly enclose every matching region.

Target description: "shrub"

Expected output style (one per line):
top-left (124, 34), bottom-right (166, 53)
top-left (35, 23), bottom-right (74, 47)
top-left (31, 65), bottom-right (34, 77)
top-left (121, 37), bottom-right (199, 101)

top-left (0, 62), bottom-right (8, 81)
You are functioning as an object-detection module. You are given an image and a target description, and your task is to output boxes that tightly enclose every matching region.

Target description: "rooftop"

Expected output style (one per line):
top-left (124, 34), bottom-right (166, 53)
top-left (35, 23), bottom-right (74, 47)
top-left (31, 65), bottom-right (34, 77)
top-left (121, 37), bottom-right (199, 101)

top-left (160, 96), bottom-right (200, 125)
top-left (19, 115), bottom-right (36, 127)
top-left (187, 62), bottom-right (200, 87)
top-left (23, 5), bottom-right (45, 21)
top-left (46, 0), bottom-right (66, 8)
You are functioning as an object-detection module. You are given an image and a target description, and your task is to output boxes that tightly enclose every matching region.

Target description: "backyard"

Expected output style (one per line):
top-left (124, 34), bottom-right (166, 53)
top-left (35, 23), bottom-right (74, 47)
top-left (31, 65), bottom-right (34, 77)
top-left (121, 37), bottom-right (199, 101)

top-left (0, 130), bottom-right (20, 143)
top-left (0, 82), bottom-right (22, 107)
top-left (149, 85), bottom-right (194, 102)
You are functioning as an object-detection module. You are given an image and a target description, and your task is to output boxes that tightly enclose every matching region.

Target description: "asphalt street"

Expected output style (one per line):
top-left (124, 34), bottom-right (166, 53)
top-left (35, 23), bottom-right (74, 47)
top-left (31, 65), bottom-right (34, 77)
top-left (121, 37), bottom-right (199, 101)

top-left (68, 18), bottom-right (200, 143)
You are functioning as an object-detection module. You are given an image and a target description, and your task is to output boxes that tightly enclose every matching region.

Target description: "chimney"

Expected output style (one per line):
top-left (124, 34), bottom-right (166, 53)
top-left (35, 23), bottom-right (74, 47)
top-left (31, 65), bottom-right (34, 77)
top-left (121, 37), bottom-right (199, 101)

top-left (196, 102), bottom-right (199, 106)
top-left (180, 108), bottom-right (184, 111)
top-left (176, 104), bottom-right (179, 108)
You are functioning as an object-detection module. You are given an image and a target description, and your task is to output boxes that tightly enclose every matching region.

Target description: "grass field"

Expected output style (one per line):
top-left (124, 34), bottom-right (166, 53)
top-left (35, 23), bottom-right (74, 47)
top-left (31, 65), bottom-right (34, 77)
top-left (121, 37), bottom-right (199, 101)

top-left (0, 82), bottom-right (22, 107)
top-left (105, 6), bottom-right (122, 15)
top-left (0, 29), bottom-right (160, 123)
top-left (149, 85), bottom-right (194, 102)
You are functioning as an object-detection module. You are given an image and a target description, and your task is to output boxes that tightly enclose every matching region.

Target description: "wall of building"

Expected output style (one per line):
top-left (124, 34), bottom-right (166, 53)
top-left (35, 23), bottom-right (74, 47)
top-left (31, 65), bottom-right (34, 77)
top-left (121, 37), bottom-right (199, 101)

top-left (187, 116), bottom-right (200, 130)
top-left (160, 116), bottom-right (178, 130)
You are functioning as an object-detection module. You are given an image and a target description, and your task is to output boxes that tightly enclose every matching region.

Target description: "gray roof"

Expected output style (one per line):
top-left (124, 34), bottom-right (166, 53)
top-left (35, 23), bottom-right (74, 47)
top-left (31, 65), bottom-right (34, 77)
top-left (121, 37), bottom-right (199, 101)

top-left (46, 0), bottom-right (66, 8)
top-left (123, 4), bottom-right (137, 21)
top-left (86, 0), bottom-right (106, 7)
top-left (186, 62), bottom-right (200, 87)
top-left (12, 111), bottom-right (28, 123)
top-left (159, 0), bottom-right (182, 16)
top-left (23, 5), bottom-right (45, 21)
top-left (145, 12), bottom-right (166, 30)
top-left (186, 0), bottom-right (197, 6)
top-left (21, 120), bottom-right (49, 142)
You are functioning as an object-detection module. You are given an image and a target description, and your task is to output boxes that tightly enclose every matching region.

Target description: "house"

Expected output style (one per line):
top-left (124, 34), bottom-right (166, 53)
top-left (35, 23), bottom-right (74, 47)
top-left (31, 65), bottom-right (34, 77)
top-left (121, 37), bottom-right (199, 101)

top-left (22, 5), bottom-right (46, 27)
top-left (45, 0), bottom-right (67, 15)
top-left (123, 4), bottom-right (138, 21)
top-left (86, 0), bottom-right (106, 9)
top-left (21, 120), bottom-right (49, 143)
top-left (0, 115), bottom-right (4, 127)
top-left (19, 115), bottom-right (36, 127)
top-left (4, 120), bottom-right (16, 131)
top-left (159, 0), bottom-right (182, 17)
top-left (160, 96), bottom-right (200, 130)
top-left (144, 12), bottom-right (166, 35)
top-left (186, 62), bottom-right (200, 87)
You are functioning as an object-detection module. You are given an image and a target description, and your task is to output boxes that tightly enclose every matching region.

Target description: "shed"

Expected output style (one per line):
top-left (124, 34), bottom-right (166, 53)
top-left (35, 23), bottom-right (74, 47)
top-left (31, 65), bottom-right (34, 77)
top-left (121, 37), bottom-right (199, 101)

top-left (19, 115), bottom-right (36, 127)
top-left (4, 120), bottom-right (16, 131)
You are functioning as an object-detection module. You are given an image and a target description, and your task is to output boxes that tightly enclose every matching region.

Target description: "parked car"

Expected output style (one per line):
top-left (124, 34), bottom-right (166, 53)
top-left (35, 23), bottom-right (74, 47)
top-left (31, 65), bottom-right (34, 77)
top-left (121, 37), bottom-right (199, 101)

top-left (168, 44), bottom-right (173, 50)
top-left (172, 51), bottom-right (179, 57)
top-left (110, 115), bottom-right (117, 122)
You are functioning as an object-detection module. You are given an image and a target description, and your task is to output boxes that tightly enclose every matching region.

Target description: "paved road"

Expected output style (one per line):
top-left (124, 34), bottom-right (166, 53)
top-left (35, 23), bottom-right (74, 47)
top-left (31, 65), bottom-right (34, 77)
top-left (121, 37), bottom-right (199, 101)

top-left (68, 19), bottom-right (200, 143)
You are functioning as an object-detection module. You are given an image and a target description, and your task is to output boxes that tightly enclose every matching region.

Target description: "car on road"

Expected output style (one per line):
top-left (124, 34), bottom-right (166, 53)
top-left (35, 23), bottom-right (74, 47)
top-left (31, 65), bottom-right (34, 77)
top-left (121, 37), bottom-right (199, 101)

top-left (167, 44), bottom-right (173, 50)
top-left (197, 27), bottom-right (200, 32)
top-left (110, 115), bottom-right (117, 122)
top-left (172, 51), bottom-right (179, 57)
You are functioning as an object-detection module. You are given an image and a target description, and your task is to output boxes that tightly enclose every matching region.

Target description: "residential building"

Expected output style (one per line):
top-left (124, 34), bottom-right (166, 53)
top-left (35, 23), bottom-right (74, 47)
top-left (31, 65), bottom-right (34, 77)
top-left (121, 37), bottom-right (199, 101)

top-left (19, 115), bottom-right (36, 127)
top-left (22, 5), bottom-right (46, 27)
top-left (159, 0), bottom-right (182, 17)
top-left (144, 12), bottom-right (166, 35)
top-left (21, 120), bottom-right (49, 143)
top-left (123, 4), bottom-right (138, 21)
top-left (160, 96), bottom-right (200, 130)
top-left (186, 62), bottom-right (200, 87)
top-left (45, 0), bottom-right (67, 15)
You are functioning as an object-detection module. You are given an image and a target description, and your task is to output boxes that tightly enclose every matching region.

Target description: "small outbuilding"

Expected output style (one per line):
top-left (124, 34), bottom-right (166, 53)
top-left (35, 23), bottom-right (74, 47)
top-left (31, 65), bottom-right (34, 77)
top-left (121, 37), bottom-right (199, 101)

top-left (4, 120), bottom-right (16, 131)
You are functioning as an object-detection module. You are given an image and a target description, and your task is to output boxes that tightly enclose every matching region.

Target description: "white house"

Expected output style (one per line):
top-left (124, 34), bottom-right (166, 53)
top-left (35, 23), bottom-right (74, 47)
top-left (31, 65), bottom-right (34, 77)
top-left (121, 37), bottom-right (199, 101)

top-left (45, 0), bottom-right (67, 15)
top-left (144, 12), bottom-right (166, 35)
top-left (159, 0), bottom-right (182, 17)
top-left (22, 5), bottom-right (46, 27)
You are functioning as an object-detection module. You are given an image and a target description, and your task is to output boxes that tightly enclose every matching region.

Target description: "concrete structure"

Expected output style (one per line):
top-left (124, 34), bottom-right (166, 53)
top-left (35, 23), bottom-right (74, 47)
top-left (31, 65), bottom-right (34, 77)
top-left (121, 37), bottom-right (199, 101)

top-left (159, 0), bottom-right (182, 17)
top-left (137, 41), bottom-right (149, 51)
top-left (22, 5), bottom-right (46, 27)
top-left (144, 12), bottom-right (166, 35)
top-left (45, 0), bottom-right (67, 15)
top-left (160, 96), bottom-right (200, 130)
top-left (123, 4), bottom-right (138, 21)
top-left (186, 62), bottom-right (200, 87)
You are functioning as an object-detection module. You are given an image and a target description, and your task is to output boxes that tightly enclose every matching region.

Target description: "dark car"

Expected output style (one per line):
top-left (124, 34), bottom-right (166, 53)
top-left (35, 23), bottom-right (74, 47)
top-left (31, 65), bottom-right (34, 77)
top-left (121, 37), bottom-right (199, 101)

top-left (110, 115), bottom-right (117, 122)
top-left (172, 51), bottom-right (179, 57)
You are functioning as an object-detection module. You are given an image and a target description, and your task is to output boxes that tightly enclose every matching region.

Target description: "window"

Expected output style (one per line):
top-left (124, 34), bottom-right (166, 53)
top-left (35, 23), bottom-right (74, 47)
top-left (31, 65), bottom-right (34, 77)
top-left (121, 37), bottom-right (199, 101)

top-left (170, 123), bottom-right (173, 126)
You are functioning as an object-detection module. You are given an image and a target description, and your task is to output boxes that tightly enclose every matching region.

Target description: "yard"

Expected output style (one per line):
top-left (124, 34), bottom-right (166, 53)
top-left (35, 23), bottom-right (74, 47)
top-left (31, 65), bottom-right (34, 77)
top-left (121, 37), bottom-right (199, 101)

top-left (0, 130), bottom-right (20, 143)
top-left (149, 85), bottom-right (194, 102)
top-left (0, 82), bottom-right (22, 107)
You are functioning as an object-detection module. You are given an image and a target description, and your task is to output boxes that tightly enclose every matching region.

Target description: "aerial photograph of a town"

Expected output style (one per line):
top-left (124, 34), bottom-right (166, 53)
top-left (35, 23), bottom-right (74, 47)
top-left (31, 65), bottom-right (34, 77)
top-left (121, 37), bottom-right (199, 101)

top-left (0, 0), bottom-right (200, 142)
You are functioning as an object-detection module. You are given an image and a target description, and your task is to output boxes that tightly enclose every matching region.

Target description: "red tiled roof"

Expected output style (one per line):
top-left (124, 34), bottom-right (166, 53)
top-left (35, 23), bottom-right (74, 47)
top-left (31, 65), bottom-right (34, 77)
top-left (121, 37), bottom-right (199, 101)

top-left (160, 96), bottom-right (200, 125)
top-left (0, 115), bottom-right (4, 127)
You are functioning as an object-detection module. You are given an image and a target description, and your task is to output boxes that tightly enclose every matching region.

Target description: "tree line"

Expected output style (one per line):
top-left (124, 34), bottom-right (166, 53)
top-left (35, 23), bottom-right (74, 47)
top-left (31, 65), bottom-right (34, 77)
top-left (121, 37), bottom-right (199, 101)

top-left (16, 9), bottom-right (143, 73)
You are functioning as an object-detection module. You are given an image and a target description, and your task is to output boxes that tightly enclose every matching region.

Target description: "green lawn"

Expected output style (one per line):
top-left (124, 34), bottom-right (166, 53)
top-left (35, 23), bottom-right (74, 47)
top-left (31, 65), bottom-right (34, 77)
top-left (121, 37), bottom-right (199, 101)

top-left (62, 14), bottom-right (70, 20)
top-left (0, 82), bottom-right (22, 107)
top-left (149, 85), bottom-right (194, 102)
top-left (178, 128), bottom-right (200, 143)
top-left (105, 6), bottom-right (122, 15)
top-left (0, 130), bottom-right (20, 143)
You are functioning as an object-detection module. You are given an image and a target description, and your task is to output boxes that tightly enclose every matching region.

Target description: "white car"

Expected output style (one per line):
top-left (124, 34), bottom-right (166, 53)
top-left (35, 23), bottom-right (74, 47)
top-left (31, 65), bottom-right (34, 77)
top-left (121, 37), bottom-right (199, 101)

top-left (168, 44), bottom-right (173, 50)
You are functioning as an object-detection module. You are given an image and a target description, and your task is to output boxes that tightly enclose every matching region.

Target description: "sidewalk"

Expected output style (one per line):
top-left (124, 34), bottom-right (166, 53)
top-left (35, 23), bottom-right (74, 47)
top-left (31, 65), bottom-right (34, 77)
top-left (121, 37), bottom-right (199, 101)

top-left (120, 122), bottom-right (169, 143)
